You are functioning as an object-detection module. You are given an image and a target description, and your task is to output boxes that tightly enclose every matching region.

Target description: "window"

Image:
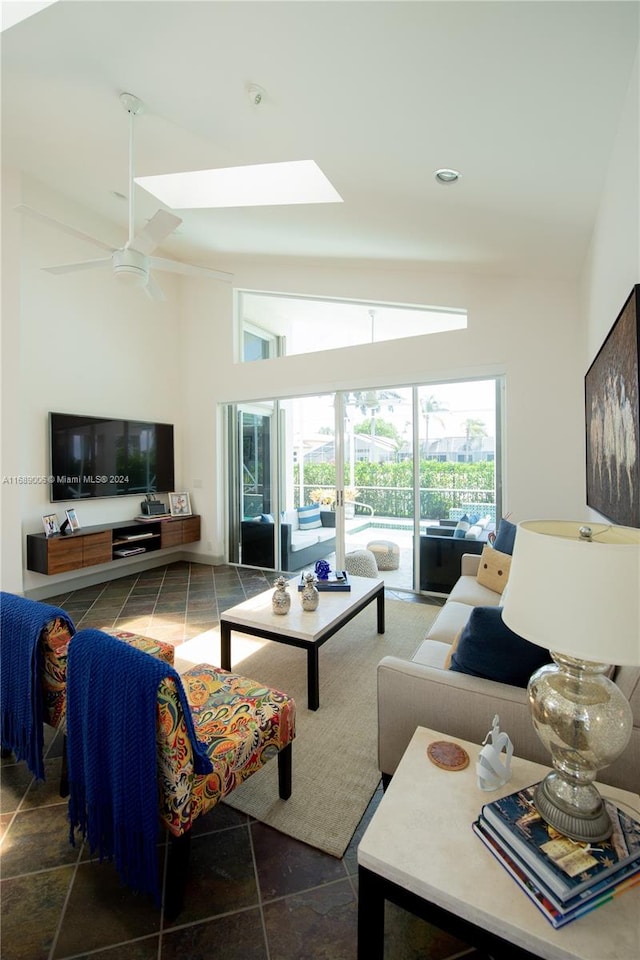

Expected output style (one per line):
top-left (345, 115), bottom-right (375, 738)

top-left (237, 291), bottom-right (467, 362)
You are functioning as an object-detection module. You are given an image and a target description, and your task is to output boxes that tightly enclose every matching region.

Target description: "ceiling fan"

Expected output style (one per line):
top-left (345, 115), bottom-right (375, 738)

top-left (17, 93), bottom-right (231, 300)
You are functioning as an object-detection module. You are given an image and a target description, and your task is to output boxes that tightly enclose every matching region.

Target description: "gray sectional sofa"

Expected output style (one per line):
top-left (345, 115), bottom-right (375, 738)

top-left (377, 553), bottom-right (640, 794)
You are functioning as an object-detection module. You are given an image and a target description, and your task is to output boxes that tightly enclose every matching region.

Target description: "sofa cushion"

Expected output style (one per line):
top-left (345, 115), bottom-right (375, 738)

top-left (425, 600), bottom-right (477, 645)
top-left (448, 575), bottom-right (502, 608)
top-left (260, 513), bottom-right (274, 523)
top-left (412, 638), bottom-right (451, 669)
top-left (493, 518), bottom-right (517, 555)
top-left (476, 545), bottom-right (511, 593)
top-left (449, 606), bottom-right (551, 687)
top-left (298, 504), bottom-right (322, 530)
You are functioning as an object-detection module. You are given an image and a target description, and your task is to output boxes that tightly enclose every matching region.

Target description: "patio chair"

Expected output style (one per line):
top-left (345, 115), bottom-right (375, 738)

top-left (66, 628), bottom-right (295, 918)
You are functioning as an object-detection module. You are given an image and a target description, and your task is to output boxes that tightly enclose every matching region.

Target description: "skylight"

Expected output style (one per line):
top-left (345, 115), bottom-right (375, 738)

top-left (136, 160), bottom-right (343, 209)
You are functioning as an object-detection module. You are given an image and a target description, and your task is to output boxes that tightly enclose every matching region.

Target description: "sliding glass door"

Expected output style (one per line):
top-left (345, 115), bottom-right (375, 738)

top-left (227, 379), bottom-right (501, 594)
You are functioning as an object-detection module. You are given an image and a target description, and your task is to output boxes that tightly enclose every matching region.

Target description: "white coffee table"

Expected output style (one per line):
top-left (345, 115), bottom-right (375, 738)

top-left (357, 726), bottom-right (640, 960)
top-left (219, 575), bottom-right (384, 710)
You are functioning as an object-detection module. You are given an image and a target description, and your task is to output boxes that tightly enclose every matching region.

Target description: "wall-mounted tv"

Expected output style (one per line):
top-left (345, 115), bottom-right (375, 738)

top-left (49, 412), bottom-right (175, 503)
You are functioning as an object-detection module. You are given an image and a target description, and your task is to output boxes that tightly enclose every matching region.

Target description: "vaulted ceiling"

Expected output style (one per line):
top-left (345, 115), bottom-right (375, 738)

top-left (2, 1), bottom-right (638, 279)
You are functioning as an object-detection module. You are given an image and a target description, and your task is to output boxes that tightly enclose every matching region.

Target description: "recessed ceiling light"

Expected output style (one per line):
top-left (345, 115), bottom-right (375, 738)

top-left (136, 160), bottom-right (343, 209)
top-left (435, 168), bottom-right (461, 184)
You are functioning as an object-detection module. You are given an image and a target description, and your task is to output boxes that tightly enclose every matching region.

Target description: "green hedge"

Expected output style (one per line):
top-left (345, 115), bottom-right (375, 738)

top-left (295, 460), bottom-right (495, 520)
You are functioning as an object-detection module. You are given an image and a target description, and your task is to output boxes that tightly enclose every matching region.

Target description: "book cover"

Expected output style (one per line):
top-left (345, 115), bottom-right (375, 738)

top-left (478, 815), bottom-right (640, 914)
top-left (297, 571), bottom-right (351, 591)
top-left (473, 819), bottom-right (640, 929)
top-left (482, 783), bottom-right (640, 902)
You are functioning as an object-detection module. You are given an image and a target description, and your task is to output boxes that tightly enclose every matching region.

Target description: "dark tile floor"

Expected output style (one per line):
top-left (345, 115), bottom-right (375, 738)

top-left (1, 562), bottom-right (482, 960)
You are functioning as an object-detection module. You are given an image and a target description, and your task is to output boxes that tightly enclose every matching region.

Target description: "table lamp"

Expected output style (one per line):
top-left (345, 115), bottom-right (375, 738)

top-left (502, 520), bottom-right (640, 842)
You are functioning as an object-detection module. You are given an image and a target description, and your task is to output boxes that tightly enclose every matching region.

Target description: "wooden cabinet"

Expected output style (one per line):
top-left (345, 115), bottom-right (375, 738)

top-left (82, 531), bottom-right (112, 566)
top-left (160, 516), bottom-right (201, 548)
top-left (27, 516), bottom-right (201, 576)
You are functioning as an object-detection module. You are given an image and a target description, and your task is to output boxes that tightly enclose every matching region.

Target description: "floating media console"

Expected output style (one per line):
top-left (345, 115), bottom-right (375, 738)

top-left (26, 516), bottom-right (200, 576)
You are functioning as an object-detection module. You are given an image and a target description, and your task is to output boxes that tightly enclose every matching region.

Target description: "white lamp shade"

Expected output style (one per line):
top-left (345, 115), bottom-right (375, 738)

top-left (502, 520), bottom-right (640, 665)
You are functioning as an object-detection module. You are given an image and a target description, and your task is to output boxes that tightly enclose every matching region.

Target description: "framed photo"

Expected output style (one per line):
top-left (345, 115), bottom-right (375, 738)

top-left (585, 284), bottom-right (639, 528)
top-left (65, 508), bottom-right (80, 531)
top-left (169, 492), bottom-right (192, 517)
top-left (42, 513), bottom-right (60, 537)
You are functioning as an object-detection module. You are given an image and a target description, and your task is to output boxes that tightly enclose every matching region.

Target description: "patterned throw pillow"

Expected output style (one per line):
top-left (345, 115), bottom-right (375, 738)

top-left (297, 504), bottom-right (322, 530)
top-left (453, 514), bottom-right (470, 539)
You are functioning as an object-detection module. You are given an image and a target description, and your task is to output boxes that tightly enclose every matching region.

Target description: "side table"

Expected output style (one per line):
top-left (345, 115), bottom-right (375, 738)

top-left (357, 726), bottom-right (640, 960)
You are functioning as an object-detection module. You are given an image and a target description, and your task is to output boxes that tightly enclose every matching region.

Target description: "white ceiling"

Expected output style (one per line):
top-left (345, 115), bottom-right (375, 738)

top-left (2, 0), bottom-right (638, 280)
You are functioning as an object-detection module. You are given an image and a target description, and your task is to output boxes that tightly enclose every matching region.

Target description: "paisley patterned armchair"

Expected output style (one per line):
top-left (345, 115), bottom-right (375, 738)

top-left (65, 628), bottom-right (296, 919)
top-left (157, 663), bottom-right (295, 915)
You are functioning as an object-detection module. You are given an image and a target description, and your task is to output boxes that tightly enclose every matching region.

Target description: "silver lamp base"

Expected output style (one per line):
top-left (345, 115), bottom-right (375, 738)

top-left (533, 774), bottom-right (612, 842)
top-left (528, 654), bottom-right (633, 844)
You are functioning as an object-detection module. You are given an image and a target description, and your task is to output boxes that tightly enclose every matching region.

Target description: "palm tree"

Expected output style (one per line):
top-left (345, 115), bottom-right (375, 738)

top-left (462, 418), bottom-right (487, 461)
top-left (420, 395), bottom-right (448, 459)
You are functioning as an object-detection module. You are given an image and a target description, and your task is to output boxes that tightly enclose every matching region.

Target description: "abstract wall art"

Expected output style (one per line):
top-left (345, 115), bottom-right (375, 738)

top-left (585, 285), bottom-right (639, 528)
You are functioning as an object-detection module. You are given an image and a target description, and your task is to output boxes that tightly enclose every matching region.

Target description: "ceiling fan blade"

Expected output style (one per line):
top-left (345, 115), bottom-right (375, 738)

top-left (15, 204), bottom-right (116, 253)
top-left (150, 256), bottom-right (233, 283)
top-left (43, 257), bottom-right (113, 275)
top-left (145, 272), bottom-right (166, 302)
top-left (129, 210), bottom-right (182, 256)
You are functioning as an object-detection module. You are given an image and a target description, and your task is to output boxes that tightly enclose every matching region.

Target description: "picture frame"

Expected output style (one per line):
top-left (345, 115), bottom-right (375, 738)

top-left (42, 513), bottom-right (60, 537)
top-left (168, 492), bottom-right (192, 517)
top-left (65, 508), bottom-right (80, 531)
top-left (585, 284), bottom-right (639, 528)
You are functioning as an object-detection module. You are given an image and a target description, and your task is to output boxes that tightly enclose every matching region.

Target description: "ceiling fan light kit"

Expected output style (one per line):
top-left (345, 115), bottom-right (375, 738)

top-left (17, 92), bottom-right (232, 300)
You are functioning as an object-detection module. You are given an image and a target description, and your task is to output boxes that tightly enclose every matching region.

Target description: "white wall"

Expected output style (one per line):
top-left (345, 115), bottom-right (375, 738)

top-left (582, 49), bottom-right (639, 361)
top-left (1, 172), bottom-right (188, 593)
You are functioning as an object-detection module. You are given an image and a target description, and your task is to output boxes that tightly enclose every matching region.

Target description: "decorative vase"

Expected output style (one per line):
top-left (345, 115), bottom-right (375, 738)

top-left (300, 572), bottom-right (320, 611)
top-left (272, 576), bottom-right (291, 615)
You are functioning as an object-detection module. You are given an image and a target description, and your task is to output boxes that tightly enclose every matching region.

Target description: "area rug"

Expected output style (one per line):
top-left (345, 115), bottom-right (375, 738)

top-left (173, 598), bottom-right (439, 858)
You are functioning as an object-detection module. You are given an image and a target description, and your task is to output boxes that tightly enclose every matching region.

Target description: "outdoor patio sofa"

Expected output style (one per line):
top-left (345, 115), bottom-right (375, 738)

top-left (241, 510), bottom-right (336, 572)
top-left (377, 551), bottom-right (640, 794)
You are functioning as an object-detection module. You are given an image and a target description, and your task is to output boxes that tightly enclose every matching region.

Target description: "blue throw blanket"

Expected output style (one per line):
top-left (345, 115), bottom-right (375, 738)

top-left (67, 629), bottom-right (213, 906)
top-left (0, 591), bottom-right (75, 780)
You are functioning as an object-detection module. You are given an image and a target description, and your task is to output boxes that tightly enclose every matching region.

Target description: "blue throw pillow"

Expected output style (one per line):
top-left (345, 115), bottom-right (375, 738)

top-left (453, 514), bottom-right (470, 539)
top-left (449, 606), bottom-right (550, 688)
top-left (493, 518), bottom-right (517, 555)
top-left (260, 513), bottom-right (274, 523)
top-left (297, 504), bottom-right (322, 530)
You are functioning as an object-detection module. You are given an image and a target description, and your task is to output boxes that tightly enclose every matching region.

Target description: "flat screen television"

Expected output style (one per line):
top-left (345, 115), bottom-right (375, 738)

top-left (49, 412), bottom-right (175, 502)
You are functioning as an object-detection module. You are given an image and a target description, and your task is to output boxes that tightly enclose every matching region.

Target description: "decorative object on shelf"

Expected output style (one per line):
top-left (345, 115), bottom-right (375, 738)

top-left (168, 492), bottom-right (192, 516)
top-left (476, 714), bottom-right (513, 791)
top-left (42, 513), bottom-right (60, 537)
top-left (300, 572), bottom-right (320, 611)
top-left (426, 739), bottom-right (469, 771)
top-left (502, 519), bottom-right (640, 842)
top-left (271, 576), bottom-right (291, 615)
top-left (62, 508), bottom-right (80, 533)
top-left (585, 284), bottom-right (639, 529)
top-left (314, 559), bottom-right (331, 580)
top-left (141, 494), bottom-right (167, 517)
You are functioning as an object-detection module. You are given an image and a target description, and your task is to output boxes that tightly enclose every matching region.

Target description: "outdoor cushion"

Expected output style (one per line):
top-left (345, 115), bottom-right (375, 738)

top-left (297, 504), bottom-right (322, 530)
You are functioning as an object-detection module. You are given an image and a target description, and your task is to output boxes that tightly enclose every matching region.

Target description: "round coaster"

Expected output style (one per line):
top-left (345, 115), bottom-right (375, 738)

top-left (427, 740), bottom-right (470, 771)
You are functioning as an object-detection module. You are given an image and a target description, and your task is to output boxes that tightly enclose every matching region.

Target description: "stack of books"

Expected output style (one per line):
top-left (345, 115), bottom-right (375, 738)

top-left (473, 783), bottom-right (640, 928)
